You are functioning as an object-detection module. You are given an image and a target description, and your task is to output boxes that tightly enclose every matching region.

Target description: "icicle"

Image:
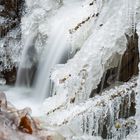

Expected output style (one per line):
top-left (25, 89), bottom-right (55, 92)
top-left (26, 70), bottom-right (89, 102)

top-left (92, 112), bottom-right (96, 136)
top-left (88, 112), bottom-right (94, 135)
top-left (127, 0), bottom-right (136, 35)
top-left (128, 91), bottom-right (131, 116)
top-left (82, 115), bottom-right (86, 134)
top-left (86, 115), bottom-right (90, 134)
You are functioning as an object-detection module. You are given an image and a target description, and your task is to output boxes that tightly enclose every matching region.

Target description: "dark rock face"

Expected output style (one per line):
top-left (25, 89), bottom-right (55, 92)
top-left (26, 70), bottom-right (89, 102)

top-left (119, 32), bottom-right (139, 82)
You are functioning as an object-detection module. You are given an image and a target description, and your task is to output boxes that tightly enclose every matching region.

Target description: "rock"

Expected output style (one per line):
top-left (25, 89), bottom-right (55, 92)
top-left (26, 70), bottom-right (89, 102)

top-left (119, 32), bottom-right (139, 82)
top-left (18, 115), bottom-right (33, 134)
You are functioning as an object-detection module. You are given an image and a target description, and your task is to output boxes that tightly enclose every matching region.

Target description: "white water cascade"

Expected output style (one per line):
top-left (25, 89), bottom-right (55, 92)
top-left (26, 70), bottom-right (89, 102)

top-left (33, 20), bottom-right (70, 101)
top-left (16, 31), bottom-right (38, 87)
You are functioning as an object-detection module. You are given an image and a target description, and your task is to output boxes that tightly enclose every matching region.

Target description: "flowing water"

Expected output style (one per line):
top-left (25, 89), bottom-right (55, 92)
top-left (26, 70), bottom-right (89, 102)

top-left (16, 31), bottom-right (38, 87)
top-left (33, 22), bottom-right (70, 101)
top-left (4, 0), bottom-right (90, 113)
top-left (15, 0), bottom-right (92, 102)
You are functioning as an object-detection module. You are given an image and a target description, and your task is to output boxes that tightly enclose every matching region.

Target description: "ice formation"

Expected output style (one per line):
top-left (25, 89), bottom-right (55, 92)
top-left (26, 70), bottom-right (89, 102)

top-left (42, 78), bottom-right (137, 139)
top-left (47, 0), bottom-right (130, 110)
top-left (0, 27), bottom-right (21, 71)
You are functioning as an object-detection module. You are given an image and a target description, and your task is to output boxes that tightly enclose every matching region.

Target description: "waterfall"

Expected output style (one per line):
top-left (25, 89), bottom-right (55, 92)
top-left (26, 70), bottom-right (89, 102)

top-left (16, 31), bottom-right (38, 87)
top-left (15, 0), bottom-right (89, 101)
top-left (33, 22), bottom-right (70, 101)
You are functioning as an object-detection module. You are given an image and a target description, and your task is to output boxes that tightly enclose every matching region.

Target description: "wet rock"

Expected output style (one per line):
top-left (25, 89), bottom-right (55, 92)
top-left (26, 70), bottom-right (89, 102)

top-left (119, 32), bottom-right (139, 82)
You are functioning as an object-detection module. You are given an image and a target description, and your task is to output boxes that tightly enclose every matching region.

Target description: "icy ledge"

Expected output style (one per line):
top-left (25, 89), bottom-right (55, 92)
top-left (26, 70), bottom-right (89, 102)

top-left (42, 77), bottom-right (137, 139)
top-left (44, 78), bottom-right (137, 125)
